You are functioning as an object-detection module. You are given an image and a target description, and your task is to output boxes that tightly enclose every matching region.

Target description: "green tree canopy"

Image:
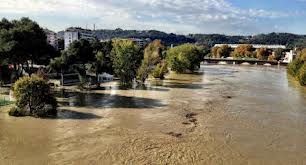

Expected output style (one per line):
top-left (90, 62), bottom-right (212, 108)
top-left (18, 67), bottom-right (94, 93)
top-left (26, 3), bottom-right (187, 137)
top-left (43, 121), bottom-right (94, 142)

top-left (137, 40), bottom-right (166, 83)
top-left (66, 39), bottom-right (94, 64)
top-left (90, 39), bottom-right (113, 74)
top-left (111, 39), bottom-right (142, 85)
top-left (167, 44), bottom-right (204, 73)
top-left (11, 76), bottom-right (57, 117)
top-left (0, 17), bottom-right (56, 78)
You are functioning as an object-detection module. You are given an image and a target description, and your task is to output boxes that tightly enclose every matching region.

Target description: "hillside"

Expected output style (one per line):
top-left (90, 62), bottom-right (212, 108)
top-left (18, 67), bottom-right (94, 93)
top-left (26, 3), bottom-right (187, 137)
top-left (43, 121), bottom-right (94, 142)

top-left (58, 28), bottom-right (306, 49)
top-left (190, 33), bottom-right (306, 49)
top-left (94, 28), bottom-right (195, 46)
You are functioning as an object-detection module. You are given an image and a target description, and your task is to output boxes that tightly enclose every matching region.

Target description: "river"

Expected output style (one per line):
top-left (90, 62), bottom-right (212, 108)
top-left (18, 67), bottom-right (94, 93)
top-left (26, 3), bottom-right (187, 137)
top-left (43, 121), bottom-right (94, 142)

top-left (0, 65), bottom-right (306, 164)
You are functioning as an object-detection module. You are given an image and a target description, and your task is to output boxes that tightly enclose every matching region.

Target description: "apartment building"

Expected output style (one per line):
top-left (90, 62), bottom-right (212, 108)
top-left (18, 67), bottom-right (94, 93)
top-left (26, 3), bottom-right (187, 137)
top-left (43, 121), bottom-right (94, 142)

top-left (44, 29), bottom-right (58, 50)
top-left (64, 27), bottom-right (95, 49)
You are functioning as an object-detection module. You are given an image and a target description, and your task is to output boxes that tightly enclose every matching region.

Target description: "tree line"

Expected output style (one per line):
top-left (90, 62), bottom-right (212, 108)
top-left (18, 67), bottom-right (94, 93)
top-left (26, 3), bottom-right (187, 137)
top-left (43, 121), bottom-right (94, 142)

top-left (68, 28), bottom-right (196, 46)
top-left (210, 44), bottom-right (284, 61)
top-left (0, 18), bottom-right (57, 83)
top-left (49, 38), bottom-right (205, 86)
top-left (63, 29), bottom-right (306, 49)
top-left (190, 33), bottom-right (306, 49)
top-left (0, 17), bottom-right (205, 86)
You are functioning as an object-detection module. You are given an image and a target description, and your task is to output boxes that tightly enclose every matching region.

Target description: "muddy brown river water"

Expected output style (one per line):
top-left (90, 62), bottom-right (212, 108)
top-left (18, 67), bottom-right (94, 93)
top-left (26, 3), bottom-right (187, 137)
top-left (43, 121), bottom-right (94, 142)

top-left (1, 65), bottom-right (306, 165)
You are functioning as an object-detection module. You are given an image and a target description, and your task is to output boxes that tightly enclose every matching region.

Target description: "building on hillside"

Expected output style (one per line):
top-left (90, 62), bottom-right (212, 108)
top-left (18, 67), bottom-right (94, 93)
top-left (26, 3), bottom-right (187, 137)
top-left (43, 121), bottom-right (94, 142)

top-left (130, 38), bottom-right (151, 47)
top-left (64, 27), bottom-right (95, 49)
top-left (214, 44), bottom-right (286, 49)
top-left (57, 31), bottom-right (65, 39)
top-left (44, 29), bottom-right (58, 50)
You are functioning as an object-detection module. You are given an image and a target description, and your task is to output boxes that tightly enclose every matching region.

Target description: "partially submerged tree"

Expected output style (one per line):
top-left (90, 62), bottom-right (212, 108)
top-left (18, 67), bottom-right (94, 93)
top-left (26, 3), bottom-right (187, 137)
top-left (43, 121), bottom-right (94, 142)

top-left (167, 44), bottom-right (204, 73)
top-left (90, 39), bottom-right (113, 74)
top-left (151, 60), bottom-right (168, 79)
top-left (137, 40), bottom-right (167, 83)
top-left (49, 51), bottom-right (72, 85)
top-left (111, 39), bottom-right (142, 85)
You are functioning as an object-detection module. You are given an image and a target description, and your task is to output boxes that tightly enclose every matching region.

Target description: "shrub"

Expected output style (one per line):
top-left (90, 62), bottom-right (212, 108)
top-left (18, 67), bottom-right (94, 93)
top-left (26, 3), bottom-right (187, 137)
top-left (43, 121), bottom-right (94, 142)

top-left (288, 59), bottom-right (303, 77)
top-left (298, 64), bottom-right (306, 85)
top-left (152, 62), bottom-right (168, 79)
top-left (8, 106), bottom-right (24, 117)
top-left (11, 76), bottom-right (57, 117)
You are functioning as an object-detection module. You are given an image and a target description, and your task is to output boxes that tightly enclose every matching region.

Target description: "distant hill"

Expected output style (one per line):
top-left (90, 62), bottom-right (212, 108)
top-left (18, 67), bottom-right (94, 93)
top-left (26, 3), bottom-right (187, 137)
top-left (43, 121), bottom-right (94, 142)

top-left (94, 28), bottom-right (195, 46)
top-left (190, 33), bottom-right (306, 49)
top-left (58, 28), bottom-right (306, 49)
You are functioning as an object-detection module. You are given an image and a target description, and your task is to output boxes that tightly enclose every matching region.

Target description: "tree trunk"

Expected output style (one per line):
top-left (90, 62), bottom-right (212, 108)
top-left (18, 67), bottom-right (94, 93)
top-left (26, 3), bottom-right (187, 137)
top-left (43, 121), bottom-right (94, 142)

top-left (61, 68), bottom-right (64, 86)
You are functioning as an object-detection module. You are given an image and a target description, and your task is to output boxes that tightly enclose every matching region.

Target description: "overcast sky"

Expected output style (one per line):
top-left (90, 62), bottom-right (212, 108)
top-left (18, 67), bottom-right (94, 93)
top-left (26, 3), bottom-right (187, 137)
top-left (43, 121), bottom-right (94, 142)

top-left (0, 0), bottom-right (306, 35)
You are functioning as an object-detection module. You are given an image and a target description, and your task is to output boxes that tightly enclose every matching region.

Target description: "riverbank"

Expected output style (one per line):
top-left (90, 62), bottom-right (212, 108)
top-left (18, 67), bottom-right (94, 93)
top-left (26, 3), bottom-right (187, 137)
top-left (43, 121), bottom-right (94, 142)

top-left (1, 65), bottom-right (306, 164)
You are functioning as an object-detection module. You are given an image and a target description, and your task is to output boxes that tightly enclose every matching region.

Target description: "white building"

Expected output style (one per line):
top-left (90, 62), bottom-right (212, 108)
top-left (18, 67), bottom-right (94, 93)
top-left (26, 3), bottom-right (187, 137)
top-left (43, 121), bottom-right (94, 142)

top-left (44, 29), bottom-right (58, 50)
top-left (64, 27), bottom-right (95, 49)
top-left (283, 50), bottom-right (296, 63)
top-left (97, 73), bottom-right (113, 82)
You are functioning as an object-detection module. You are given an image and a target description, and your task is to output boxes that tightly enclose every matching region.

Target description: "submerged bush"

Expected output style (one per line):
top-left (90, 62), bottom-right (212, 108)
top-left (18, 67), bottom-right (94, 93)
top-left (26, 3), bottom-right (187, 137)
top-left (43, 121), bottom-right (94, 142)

top-left (10, 76), bottom-right (57, 117)
top-left (8, 106), bottom-right (24, 117)
top-left (152, 62), bottom-right (168, 79)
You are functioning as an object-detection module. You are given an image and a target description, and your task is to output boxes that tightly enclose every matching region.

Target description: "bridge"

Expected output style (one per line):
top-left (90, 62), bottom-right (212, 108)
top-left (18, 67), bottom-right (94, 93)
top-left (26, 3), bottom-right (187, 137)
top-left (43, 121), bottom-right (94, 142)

top-left (203, 58), bottom-right (288, 66)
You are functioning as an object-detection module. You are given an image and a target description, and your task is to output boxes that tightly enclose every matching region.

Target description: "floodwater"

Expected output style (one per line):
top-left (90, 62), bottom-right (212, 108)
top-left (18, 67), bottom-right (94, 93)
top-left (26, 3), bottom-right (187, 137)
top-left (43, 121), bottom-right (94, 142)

top-left (1, 65), bottom-right (306, 164)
